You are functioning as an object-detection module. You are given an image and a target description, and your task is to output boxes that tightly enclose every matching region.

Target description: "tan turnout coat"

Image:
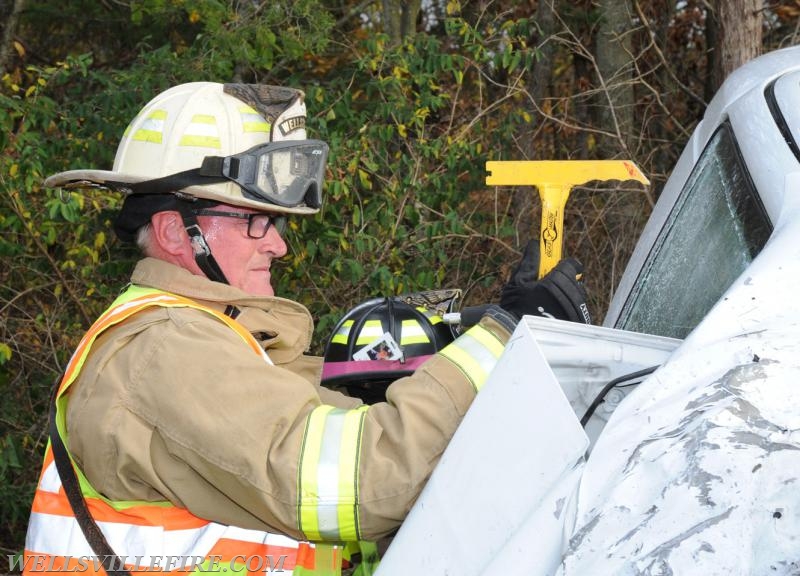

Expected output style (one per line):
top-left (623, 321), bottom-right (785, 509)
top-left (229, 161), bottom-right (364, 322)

top-left (66, 257), bottom-right (511, 541)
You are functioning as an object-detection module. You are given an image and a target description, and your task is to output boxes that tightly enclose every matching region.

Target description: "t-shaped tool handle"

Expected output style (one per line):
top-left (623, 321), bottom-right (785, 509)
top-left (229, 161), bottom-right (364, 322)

top-left (486, 160), bottom-right (650, 278)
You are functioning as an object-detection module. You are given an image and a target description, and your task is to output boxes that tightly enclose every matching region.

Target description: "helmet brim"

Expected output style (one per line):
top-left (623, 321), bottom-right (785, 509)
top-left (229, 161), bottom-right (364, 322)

top-left (321, 355), bottom-right (433, 384)
top-left (44, 169), bottom-right (320, 216)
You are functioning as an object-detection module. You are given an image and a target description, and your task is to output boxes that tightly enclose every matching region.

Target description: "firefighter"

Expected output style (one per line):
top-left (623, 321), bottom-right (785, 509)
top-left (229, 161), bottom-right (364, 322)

top-left (24, 82), bottom-right (590, 575)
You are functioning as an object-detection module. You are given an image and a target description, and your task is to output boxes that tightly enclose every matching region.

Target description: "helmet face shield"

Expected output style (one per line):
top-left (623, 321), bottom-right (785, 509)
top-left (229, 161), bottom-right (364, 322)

top-left (203, 139), bottom-right (328, 208)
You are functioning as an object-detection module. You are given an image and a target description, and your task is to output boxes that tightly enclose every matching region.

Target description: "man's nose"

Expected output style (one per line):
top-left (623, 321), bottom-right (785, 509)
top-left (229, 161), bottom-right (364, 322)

top-left (260, 223), bottom-right (288, 257)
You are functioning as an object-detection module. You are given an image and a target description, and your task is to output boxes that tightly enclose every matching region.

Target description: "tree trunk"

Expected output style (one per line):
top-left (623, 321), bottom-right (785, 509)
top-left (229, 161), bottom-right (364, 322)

top-left (594, 0), bottom-right (637, 156)
top-left (382, 0), bottom-right (421, 45)
top-left (512, 0), bottom-right (559, 246)
top-left (708, 0), bottom-right (763, 93)
top-left (0, 0), bottom-right (26, 76)
top-left (526, 0), bottom-right (557, 159)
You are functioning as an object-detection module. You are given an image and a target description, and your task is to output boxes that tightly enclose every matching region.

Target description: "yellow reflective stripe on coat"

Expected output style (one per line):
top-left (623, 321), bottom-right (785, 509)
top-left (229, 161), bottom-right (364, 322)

top-left (298, 405), bottom-right (369, 542)
top-left (439, 324), bottom-right (505, 392)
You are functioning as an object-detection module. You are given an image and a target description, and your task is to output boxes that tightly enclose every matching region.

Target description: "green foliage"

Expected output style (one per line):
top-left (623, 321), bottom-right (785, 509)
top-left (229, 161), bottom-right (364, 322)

top-left (129, 0), bottom-right (334, 78)
top-left (1, 431), bottom-right (31, 545)
top-left (275, 28), bottom-right (529, 341)
top-left (0, 55), bottom-right (129, 551)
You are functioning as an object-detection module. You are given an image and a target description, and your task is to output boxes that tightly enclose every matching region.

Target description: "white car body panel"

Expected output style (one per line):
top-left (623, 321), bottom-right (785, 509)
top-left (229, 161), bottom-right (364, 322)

top-left (561, 179), bottom-right (800, 575)
top-left (376, 317), bottom-right (679, 576)
top-left (377, 317), bottom-right (591, 576)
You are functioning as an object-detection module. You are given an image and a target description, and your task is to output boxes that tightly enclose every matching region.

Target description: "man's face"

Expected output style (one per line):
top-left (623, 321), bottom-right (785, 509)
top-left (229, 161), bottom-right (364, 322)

top-left (195, 204), bottom-right (288, 297)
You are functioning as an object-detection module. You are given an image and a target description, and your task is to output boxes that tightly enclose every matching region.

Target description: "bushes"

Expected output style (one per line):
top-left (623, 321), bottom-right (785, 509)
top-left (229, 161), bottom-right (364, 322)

top-left (0, 56), bottom-right (128, 550)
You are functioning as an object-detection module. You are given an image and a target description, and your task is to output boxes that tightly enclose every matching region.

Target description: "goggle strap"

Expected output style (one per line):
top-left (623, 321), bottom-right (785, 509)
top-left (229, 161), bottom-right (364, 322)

top-left (198, 156), bottom-right (228, 178)
top-left (125, 168), bottom-right (227, 196)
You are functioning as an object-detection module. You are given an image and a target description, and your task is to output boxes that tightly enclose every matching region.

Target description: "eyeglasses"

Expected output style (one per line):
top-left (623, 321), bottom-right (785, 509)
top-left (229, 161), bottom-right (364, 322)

top-left (192, 209), bottom-right (287, 239)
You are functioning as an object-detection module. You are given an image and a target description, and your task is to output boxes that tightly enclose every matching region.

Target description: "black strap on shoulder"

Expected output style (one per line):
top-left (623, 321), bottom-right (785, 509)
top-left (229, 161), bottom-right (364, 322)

top-left (48, 382), bottom-right (133, 576)
top-left (224, 305), bottom-right (241, 319)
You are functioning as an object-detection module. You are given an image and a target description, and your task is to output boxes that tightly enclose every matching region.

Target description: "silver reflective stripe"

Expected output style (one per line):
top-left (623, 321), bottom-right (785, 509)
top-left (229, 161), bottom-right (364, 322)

top-left (331, 320), bottom-right (353, 344)
top-left (355, 321), bottom-right (384, 346)
top-left (316, 409), bottom-right (347, 539)
top-left (25, 512), bottom-right (228, 562)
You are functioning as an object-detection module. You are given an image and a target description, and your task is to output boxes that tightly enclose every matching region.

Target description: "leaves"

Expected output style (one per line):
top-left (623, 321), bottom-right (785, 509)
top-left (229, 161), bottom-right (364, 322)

top-left (0, 343), bottom-right (11, 364)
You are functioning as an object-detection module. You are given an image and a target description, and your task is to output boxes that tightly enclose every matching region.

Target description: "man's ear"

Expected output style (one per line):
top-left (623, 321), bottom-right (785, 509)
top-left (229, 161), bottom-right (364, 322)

top-left (150, 211), bottom-right (191, 257)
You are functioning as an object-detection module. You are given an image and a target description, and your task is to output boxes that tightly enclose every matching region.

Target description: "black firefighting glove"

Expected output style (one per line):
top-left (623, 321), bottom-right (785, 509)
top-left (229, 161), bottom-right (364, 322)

top-left (499, 240), bottom-right (592, 324)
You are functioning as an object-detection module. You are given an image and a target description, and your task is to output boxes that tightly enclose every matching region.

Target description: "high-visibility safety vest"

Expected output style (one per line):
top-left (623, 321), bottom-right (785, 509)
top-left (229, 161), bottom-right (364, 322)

top-left (24, 285), bottom-right (504, 575)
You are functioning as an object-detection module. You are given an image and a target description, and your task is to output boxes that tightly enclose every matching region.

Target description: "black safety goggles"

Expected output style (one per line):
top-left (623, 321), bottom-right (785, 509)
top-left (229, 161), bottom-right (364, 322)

top-left (125, 140), bottom-right (328, 209)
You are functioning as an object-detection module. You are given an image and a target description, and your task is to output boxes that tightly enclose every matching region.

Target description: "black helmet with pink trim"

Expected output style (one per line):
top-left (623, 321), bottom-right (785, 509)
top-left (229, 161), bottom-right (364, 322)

top-left (322, 289), bottom-right (460, 403)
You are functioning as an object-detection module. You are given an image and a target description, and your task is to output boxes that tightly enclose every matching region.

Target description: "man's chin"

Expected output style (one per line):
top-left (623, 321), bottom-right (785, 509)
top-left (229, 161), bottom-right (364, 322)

top-left (242, 275), bottom-right (275, 297)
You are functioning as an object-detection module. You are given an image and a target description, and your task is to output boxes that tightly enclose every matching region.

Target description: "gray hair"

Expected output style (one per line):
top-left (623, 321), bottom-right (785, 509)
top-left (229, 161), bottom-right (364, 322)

top-left (135, 224), bottom-right (155, 256)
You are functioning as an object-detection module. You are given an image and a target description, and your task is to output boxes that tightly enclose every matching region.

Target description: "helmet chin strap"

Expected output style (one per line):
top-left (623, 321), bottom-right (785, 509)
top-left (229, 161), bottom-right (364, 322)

top-left (176, 203), bottom-right (230, 285)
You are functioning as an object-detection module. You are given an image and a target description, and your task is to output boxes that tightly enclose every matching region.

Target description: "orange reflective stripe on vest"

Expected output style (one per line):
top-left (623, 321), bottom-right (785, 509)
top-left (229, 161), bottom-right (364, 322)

top-left (24, 285), bottom-right (342, 576)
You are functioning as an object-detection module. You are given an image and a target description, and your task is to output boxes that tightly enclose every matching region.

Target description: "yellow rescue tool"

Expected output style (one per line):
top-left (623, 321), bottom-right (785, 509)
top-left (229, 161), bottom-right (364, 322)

top-left (486, 160), bottom-right (650, 278)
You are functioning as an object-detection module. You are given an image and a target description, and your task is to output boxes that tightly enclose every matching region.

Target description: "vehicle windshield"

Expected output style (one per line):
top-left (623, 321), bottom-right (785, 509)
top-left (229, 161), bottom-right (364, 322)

top-left (618, 123), bottom-right (772, 339)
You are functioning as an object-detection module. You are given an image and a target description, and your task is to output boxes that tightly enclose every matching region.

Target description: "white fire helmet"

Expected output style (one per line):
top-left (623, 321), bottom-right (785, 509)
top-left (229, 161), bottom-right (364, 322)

top-left (44, 83), bottom-right (326, 232)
